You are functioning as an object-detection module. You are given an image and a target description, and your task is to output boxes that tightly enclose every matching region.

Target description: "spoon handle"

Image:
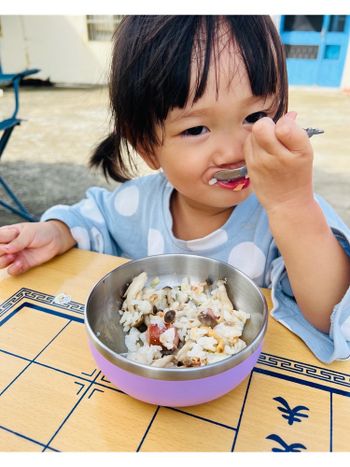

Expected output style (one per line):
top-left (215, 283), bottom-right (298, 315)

top-left (304, 127), bottom-right (324, 138)
top-left (213, 127), bottom-right (324, 181)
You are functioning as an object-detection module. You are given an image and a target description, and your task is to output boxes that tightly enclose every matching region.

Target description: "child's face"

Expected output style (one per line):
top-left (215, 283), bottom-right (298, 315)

top-left (145, 42), bottom-right (276, 214)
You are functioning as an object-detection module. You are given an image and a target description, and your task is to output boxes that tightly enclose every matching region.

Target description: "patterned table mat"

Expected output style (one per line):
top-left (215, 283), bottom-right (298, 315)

top-left (0, 287), bottom-right (349, 452)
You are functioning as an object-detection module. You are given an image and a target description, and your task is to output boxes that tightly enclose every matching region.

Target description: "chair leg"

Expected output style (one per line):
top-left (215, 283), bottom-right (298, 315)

top-left (0, 176), bottom-right (39, 222)
top-left (1, 123), bottom-right (39, 222)
top-left (0, 125), bottom-right (17, 158)
top-left (0, 198), bottom-right (38, 222)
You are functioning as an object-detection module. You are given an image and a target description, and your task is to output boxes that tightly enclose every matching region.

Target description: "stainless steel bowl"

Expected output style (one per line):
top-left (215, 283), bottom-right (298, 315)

top-left (85, 254), bottom-right (268, 406)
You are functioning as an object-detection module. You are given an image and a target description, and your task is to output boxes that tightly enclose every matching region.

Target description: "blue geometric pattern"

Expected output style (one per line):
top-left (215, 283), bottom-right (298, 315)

top-left (273, 396), bottom-right (309, 425)
top-left (0, 288), bottom-right (349, 451)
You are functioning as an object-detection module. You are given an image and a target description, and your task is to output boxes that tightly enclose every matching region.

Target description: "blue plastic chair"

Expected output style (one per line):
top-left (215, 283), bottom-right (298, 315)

top-left (0, 68), bottom-right (40, 221)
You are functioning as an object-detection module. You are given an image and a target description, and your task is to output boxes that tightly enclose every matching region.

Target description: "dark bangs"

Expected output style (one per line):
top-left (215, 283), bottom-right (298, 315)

top-left (92, 15), bottom-right (288, 182)
top-left (225, 16), bottom-right (288, 120)
top-left (110, 15), bottom-right (206, 155)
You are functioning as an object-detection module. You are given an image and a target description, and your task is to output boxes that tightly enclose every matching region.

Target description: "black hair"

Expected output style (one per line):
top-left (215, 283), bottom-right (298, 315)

top-left (90, 15), bottom-right (288, 182)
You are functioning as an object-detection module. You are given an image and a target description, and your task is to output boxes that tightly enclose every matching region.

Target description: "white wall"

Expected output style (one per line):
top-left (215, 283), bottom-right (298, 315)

top-left (272, 15), bottom-right (281, 30)
top-left (341, 40), bottom-right (350, 89)
top-left (0, 16), bottom-right (112, 85)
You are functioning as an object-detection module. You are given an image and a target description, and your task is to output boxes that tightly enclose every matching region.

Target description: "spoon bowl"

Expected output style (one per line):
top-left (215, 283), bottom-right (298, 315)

top-left (212, 127), bottom-right (324, 182)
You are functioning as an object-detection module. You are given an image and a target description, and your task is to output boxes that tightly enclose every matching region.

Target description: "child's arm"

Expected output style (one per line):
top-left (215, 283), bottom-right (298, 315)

top-left (245, 113), bottom-right (350, 333)
top-left (0, 220), bottom-right (76, 275)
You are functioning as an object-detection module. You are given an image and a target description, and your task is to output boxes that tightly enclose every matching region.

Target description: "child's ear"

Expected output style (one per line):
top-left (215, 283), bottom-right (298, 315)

top-left (137, 145), bottom-right (161, 170)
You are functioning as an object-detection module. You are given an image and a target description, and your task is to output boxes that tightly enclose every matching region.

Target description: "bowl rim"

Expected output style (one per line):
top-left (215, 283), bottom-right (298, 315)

top-left (85, 253), bottom-right (268, 381)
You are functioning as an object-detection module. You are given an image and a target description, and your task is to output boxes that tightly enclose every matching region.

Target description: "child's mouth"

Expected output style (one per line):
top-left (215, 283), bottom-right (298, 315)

top-left (213, 177), bottom-right (250, 191)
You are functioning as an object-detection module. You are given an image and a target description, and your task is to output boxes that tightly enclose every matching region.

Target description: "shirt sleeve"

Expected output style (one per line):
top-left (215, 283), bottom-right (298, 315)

top-left (40, 186), bottom-right (123, 256)
top-left (268, 195), bottom-right (350, 364)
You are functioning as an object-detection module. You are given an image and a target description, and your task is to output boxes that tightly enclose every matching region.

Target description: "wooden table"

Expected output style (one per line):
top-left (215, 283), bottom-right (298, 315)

top-left (0, 248), bottom-right (349, 452)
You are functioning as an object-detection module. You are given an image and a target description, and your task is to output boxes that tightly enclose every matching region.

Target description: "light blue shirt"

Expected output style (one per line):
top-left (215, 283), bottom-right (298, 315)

top-left (41, 172), bottom-right (350, 364)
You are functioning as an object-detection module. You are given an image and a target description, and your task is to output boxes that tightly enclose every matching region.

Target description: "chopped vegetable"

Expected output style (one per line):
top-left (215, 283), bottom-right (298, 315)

top-left (118, 272), bottom-right (250, 368)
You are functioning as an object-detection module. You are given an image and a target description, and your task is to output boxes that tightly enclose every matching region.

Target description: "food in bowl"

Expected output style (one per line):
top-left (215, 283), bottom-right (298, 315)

top-left (85, 254), bottom-right (267, 406)
top-left (119, 272), bottom-right (250, 368)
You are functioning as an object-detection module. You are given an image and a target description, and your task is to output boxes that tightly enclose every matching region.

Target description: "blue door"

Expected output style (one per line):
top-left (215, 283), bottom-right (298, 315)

top-left (280, 15), bottom-right (350, 87)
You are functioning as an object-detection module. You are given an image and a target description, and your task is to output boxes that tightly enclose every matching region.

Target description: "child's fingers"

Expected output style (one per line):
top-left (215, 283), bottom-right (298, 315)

top-left (274, 114), bottom-right (312, 155)
top-left (0, 228), bottom-right (20, 258)
top-left (251, 117), bottom-right (289, 157)
top-left (252, 115), bottom-right (311, 158)
top-left (0, 254), bottom-right (16, 269)
top-left (285, 110), bottom-right (298, 121)
top-left (7, 258), bottom-right (29, 276)
top-left (0, 227), bottom-right (20, 245)
top-left (0, 232), bottom-right (31, 255)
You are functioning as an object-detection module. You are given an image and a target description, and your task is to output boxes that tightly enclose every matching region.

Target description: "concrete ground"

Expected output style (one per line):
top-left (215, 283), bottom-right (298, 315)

top-left (0, 85), bottom-right (349, 227)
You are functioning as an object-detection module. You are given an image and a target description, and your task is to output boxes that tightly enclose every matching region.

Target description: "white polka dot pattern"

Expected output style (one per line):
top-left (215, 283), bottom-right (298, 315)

top-left (91, 226), bottom-right (104, 253)
top-left (148, 228), bottom-right (165, 255)
top-left (228, 242), bottom-right (266, 279)
top-left (186, 229), bottom-right (228, 251)
top-left (114, 185), bottom-right (139, 216)
top-left (80, 199), bottom-right (104, 223)
top-left (71, 226), bottom-right (90, 250)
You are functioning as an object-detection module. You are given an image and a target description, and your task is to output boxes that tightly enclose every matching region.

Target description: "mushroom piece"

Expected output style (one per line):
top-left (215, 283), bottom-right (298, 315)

top-left (164, 309), bottom-right (176, 324)
top-left (151, 355), bottom-right (175, 368)
top-left (131, 315), bottom-right (145, 329)
top-left (203, 278), bottom-right (213, 294)
top-left (162, 286), bottom-right (175, 307)
top-left (197, 308), bottom-right (218, 328)
top-left (124, 272), bottom-right (148, 312)
top-left (182, 356), bottom-right (202, 367)
top-left (174, 341), bottom-right (193, 362)
top-left (216, 280), bottom-right (234, 311)
top-left (136, 322), bottom-right (147, 333)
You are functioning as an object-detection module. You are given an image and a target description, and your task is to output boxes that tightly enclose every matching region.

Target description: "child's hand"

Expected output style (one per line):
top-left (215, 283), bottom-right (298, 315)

top-left (0, 221), bottom-right (76, 275)
top-left (244, 112), bottom-right (314, 215)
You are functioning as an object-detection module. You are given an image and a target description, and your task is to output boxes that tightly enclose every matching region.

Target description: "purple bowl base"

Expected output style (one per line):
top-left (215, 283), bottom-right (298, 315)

top-left (90, 344), bottom-right (262, 407)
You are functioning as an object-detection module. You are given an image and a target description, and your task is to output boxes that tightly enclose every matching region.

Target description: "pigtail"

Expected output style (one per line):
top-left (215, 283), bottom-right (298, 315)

top-left (89, 131), bottom-right (136, 183)
top-left (89, 16), bottom-right (140, 184)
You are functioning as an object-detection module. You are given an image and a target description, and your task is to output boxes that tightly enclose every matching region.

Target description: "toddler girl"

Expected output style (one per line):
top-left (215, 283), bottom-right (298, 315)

top-left (0, 16), bottom-right (349, 363)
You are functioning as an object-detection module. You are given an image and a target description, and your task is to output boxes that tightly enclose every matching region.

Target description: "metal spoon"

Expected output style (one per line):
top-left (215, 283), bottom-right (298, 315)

top-left (212, 127), bottom-right (324, 182)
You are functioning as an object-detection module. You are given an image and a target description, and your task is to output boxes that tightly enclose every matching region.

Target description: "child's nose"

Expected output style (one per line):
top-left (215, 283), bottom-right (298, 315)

top-left (213, 130), bottom-right (245, 165)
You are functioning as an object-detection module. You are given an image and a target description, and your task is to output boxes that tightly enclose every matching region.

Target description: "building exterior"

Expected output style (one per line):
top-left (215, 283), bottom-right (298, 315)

top-left (0, 16), bottom-right (120, 85)
top-left (0, 15), bottom-right (349, 89)
top-left (276, 15), bottom-right (350, 88)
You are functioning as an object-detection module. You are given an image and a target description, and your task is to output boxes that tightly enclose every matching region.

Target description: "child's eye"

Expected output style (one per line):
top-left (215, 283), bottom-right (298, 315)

top-left (244, 111), bottom-right (268, 124)
top-left (181, 126), bottom-right (208, 136)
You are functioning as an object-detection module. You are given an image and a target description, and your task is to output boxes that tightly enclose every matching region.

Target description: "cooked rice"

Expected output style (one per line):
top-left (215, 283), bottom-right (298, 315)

top-left (117, 272), bottom-right (250, 368)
